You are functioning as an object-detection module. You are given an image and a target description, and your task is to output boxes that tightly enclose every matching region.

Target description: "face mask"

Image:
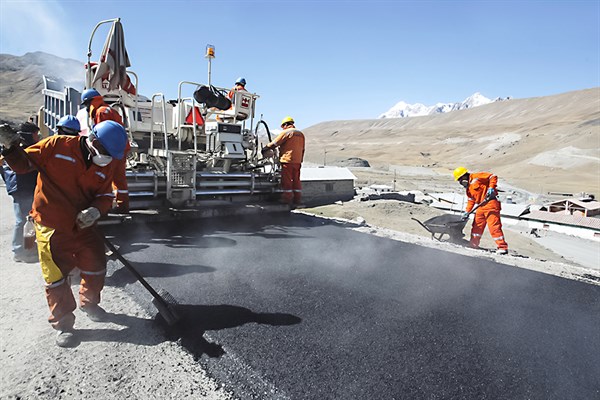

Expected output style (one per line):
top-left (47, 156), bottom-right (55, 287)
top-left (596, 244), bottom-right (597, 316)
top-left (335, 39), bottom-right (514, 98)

top-left (460, 180), bottom-right (469, 188)
top-left (87, 137), bottom-right (113, 167)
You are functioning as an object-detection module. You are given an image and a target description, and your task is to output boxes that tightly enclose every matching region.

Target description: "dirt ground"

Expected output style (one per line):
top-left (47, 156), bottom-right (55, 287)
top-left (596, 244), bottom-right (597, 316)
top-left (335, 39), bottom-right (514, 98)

top-left (0, 187), bottom-right (233, 400)
top-left (300, 199), bottom-right (570, 265)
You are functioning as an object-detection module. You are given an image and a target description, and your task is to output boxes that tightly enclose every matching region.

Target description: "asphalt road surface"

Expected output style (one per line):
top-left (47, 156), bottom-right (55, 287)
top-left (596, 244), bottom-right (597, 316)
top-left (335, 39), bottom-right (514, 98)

top-left (102, 213), bottom-right (600, 400)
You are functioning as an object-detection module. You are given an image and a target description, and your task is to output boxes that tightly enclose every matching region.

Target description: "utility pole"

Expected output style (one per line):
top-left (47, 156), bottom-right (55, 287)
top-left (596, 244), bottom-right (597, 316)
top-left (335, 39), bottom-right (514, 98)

top-left (324, 147), bottom-right (327, 166)
top-left (393, 169), bottom-right (396, 191)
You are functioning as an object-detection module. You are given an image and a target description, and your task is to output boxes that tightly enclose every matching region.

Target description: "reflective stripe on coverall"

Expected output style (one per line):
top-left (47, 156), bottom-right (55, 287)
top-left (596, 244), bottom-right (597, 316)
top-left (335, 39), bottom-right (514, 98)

top-left (267, 128), bottom-right (305, 205)
top-left (465, 172), bottom-right (508, 250)
top-left (3, 135), bottom-right (118, 331)
top-left (35, 221), bottom-right (106, 330)
top-left (281, 163), bottom-right (302, 205)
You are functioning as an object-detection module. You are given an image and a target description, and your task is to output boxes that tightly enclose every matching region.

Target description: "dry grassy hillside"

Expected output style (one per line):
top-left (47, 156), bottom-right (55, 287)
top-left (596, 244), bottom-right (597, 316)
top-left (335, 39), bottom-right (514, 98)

top-left (304, 88), bottom-right (600, 195)
top-left (0, 52), bottom-right (83, 124)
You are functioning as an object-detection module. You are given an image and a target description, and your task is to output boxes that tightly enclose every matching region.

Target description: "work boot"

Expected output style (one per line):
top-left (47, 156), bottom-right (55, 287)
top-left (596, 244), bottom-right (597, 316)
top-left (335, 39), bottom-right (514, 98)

top-left (56, 329), bottom-right (78, 348)
top-left (496, 248), bottom-right (508, 255)
top-left (80, 304), bottom-right (108, 322)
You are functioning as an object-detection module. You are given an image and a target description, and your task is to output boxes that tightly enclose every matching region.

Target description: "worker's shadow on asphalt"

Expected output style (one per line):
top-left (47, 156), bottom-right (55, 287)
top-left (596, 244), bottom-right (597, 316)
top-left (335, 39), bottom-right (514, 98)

top-left (160, 304), bottom-right (302, 360)
top-left (105, 235), bottom-right (238, 256)
top-left (106, 260), bottom-right (217, 287)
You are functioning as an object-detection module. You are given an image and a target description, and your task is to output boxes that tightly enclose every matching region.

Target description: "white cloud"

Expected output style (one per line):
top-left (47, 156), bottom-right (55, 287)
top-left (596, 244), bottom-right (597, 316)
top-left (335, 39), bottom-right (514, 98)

top-left (0, 0), bottom-right (78, 58)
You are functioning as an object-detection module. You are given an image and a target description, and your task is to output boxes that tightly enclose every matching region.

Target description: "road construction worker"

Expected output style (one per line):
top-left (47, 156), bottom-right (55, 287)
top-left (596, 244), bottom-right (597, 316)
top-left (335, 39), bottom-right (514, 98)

top-left (453, 166), bottom-right (508, 254)
top-left (0, 121), bottom-right (128, 347)
top-left (227, 77), bottom-right (247, 100)
top-left (56, 115), bottom-right (81, 136)
top-left (215, 77), bottom-right (248, 123)
top-left (81, 88), bottom-right (124, 126)
top-left (81, 89), bottom-right (129, 213)
top-left (262, 116), bottom-right (305, 207)
top-left (0, 122), bottom-right (39, 263)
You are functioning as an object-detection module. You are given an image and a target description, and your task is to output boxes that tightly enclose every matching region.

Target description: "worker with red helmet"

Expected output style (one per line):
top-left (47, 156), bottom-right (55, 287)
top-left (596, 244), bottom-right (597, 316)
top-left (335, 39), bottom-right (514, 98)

top-left (0, 121), bottom-right (128, 347)
top-left (263, 116), bottom-right (305, 207)
top-left (453, 166), bottom-right (509, 254)
top-left (81, 89), bottom-right (129, 213)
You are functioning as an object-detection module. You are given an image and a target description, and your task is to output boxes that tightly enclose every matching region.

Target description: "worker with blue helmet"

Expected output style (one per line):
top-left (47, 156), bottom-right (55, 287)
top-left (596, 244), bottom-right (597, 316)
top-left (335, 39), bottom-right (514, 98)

top-left (0, 119), bottom-right (128, 347)
top-left (57, 115), bottom-right (81, 136)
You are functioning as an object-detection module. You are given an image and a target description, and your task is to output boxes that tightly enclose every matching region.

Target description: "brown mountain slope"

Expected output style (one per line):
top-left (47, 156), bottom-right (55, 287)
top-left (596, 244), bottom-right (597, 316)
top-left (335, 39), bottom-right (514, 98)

top-left (0, 52), bottom-right (83, 124)
top-left (304, 88), bottom-right (600, 194)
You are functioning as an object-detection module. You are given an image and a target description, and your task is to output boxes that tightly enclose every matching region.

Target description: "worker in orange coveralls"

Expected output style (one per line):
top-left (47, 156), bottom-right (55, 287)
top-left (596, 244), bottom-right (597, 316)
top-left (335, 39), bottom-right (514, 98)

top-left (262, 116), bottom-right (305, 208)
top-left (453, 166), bottom-right (509, 255)
top-left (81, 88), bottom-right (130, 213)
top-left (0, 121), bottom-right (128, 347)
top-left (227, 77), bottom-right (247, 100)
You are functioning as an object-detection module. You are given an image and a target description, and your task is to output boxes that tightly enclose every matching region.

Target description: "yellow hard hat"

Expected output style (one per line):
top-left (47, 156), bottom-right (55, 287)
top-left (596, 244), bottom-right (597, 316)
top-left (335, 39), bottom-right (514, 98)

top-left (280, 116), bottom-right (295, 128)
top-left (453, 166), bottom-right (468, 181)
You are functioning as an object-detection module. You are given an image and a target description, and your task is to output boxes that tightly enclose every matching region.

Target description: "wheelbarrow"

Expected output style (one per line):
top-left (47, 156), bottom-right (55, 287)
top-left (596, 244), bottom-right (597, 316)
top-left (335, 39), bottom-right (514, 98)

top-left (412, 199), bottom-right (490, 242)
top-left (412, 214), bottom-right (468, 241)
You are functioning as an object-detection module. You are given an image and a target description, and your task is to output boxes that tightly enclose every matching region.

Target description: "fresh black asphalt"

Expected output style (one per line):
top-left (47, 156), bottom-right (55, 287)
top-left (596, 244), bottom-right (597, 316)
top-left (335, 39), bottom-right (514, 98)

top-left (102, 213), bottom-right (600, 400)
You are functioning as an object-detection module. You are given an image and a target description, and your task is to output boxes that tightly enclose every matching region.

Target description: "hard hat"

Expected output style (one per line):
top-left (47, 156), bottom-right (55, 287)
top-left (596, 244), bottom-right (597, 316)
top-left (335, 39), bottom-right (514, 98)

top-left (453, 166), bottom-right (469, 181)
top-left (280, 116), bottom-right (295, 128)
top-left (91, 120), bottom-right (127, 160)
top-left (81, 88), bottom-right (101, 105)
top-left (57, 115), bottom-right (81, 134)
top-left (235, 77), bottom-right (246, 86)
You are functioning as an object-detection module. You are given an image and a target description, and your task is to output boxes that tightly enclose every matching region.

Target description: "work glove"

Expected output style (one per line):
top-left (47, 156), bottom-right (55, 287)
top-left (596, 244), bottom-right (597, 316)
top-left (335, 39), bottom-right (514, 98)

top-left (460, 211), bottom-right (469, 221)
top-left (0, 124), bottom-right (21, 149)
top-left (486, 188), bottom-right (496, 201)
top-left (261, 147), bottom-right (274, 157)
top-left (76, 207), bottom-right (101, 229)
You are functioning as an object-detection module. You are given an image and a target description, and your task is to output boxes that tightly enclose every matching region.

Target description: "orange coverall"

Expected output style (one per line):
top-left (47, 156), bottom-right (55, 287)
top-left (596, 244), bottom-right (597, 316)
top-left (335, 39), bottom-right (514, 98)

top-left (89, 98), bottom-right (129, 212)
top-left (267, 128), bottom-right (305, 205)
top-left (465, 172), bottom-right (508, 250)
top-left (3, 135), bottom-right (119, 331)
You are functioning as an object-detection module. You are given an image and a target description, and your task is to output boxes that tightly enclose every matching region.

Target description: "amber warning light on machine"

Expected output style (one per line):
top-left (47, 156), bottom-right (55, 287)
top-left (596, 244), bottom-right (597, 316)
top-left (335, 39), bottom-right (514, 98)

top-left (205, 45), bottom-right (215, 58)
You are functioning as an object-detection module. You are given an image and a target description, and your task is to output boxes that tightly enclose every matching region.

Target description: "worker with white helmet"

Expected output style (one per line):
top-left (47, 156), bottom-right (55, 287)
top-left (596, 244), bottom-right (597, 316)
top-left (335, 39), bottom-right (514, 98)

top-left (0, 121), bottom-right (128, 347)
top-left (453, 166), bottom-right (509, 254)
top-left (263, 116), bottom-right (306, 207)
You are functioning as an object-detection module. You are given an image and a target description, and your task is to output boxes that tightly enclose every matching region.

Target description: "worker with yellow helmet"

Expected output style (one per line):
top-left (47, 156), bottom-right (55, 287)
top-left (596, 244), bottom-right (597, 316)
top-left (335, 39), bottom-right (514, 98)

top-left (453, 166), bottom-right (509, 255)
top-left (262, 117), bottom-right (305, 207)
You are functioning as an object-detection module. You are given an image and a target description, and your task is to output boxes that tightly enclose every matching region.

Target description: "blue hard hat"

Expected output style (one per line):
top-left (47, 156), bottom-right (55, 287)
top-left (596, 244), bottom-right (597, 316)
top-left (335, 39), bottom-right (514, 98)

top-left (91, 120), bottom-right (127, 160)
top-left (81, 88), bottom-right (101, 104)
top-left (57, 115), bottom-right (81, 134)
top-left (235, 77), bottom-right (246, 86)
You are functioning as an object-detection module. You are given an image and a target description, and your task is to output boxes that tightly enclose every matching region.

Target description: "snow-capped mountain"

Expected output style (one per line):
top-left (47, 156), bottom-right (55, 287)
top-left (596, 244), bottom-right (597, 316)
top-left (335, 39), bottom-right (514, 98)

top-left (379, 92), bottom-right (508, 119)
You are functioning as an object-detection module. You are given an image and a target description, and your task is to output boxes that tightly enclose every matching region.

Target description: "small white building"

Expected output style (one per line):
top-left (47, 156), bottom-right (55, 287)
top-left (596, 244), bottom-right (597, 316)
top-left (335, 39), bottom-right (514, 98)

top-left (300, 167), bottom-right (356, 206)
top-left (545, 198), bottom-right (600, 217)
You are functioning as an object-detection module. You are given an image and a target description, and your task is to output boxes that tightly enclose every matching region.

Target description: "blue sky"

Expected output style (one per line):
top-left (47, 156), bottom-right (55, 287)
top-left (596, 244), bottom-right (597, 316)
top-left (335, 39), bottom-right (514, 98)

top-left (1, 0), bottom-right (598, 129)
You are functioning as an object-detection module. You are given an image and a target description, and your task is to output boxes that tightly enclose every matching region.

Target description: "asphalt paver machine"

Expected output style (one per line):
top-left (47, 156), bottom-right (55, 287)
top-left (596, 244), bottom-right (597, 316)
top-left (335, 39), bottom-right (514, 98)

top-left (40, 18), bottom-right (281, 211)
